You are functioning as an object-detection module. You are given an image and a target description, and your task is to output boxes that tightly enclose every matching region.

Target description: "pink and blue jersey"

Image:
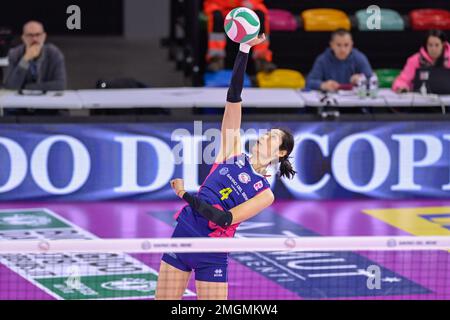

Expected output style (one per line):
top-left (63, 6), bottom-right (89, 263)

top-left (162, 153), bottom-right (271, 282)
top-left (174, 153), bottom-right (271, 238)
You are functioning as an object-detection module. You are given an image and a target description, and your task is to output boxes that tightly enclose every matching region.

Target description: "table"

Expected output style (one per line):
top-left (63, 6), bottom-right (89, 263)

top-left (77, 88), bottom-right (305, 109)
top-left (0, 88), bottom-right (449, 113)
top-left (299, 89), bottom-right (449, 108)
top-left (0, 90), bottom-right (83, 110)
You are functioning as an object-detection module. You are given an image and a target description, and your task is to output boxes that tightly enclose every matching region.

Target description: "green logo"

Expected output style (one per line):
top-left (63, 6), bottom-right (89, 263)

top-left (36, 273), bottom-right (160, 300)
top-left (0, 210), bottom-right (69, 230)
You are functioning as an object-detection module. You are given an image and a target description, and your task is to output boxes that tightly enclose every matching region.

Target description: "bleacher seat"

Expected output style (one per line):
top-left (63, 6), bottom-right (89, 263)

top-left (375, 69), bottom-right (401, 88)
top-left (204, 70), bottom-right (252, 87)
top-left (356, 9), bottom-right (404, 31)
top-left (269, 9), bottom-right (298, 31)
top-left (301, 9), bottom-right (351, 31)
top-left (257, 69), bottom-right (305, 89)
top-left (410, 9), bottom-right (450, 30)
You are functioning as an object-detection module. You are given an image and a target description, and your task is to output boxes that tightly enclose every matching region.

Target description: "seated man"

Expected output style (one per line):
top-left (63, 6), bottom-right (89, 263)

top-left (204, 0), bottom-right (275, 72)
top-left (4, 20), bottom-right (66, 91)
top-left (306, 29), bottom-right (373, 92)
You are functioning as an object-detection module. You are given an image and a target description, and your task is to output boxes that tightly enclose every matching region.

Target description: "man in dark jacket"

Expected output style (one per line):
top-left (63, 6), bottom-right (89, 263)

top-left (4, 20), bottom-right (66, 91)
top-left (306, 29), bottom-right (373, 92)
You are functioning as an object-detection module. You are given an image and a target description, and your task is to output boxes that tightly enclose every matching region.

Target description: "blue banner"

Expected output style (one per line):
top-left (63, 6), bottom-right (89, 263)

top-left (0, 122), bottom-right (449, 200)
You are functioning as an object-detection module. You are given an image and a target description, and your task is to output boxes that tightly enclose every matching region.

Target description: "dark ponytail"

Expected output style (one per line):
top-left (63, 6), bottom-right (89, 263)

top-left (279, 157), bottom-right (296, 179)
top-left (275, 128), bottom-right (296, 179)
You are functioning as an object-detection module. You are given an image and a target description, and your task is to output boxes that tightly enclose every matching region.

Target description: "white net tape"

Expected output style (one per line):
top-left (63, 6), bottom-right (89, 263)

top-left (1, 236), bottom-right (449, 254)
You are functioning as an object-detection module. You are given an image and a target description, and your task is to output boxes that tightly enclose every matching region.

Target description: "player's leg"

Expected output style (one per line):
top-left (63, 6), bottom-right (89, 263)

top-left (155, 260), bottom-right (191, 300)
top-left (194, 260), bottom-right (228, 300)
top-left (195, 280), bottom-right (228, 300)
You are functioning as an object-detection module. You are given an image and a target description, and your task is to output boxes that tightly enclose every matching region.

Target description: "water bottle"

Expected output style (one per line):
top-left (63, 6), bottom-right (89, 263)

top-left (369, 74), bottom-right (379, 99)
top-left (420, 82), bottom-right (428, 95)
top-left (356, 74), bottom-right (367, 99)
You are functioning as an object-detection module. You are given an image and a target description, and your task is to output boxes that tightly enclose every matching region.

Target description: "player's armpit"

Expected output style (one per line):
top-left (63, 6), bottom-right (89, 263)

top-left (229, 189), bottom-right (274, 224)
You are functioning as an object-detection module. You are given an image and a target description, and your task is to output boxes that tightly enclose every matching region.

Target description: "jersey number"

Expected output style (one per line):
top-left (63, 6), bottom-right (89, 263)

top-left (219, 188), bottom-right (232, 200)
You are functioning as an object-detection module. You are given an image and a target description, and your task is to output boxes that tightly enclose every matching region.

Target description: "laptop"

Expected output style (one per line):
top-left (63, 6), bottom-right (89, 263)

top-left (413, 68), bottom-right (450, 94)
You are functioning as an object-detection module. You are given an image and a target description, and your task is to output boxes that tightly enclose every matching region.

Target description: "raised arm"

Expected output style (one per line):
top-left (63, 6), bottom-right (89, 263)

top-left (215, 34), bottom-right (266, 163)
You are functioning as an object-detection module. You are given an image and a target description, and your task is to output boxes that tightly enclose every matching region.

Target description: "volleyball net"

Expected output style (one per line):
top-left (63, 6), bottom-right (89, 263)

top-left (0, 236), bottom-right (449, 300)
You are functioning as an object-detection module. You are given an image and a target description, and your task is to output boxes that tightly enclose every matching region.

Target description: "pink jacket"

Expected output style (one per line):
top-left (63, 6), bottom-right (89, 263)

top-left (392, 42), bottom-right (450, 91)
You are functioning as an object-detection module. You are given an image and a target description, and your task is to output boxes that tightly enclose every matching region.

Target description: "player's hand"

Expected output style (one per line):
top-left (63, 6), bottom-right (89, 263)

top-left (320, 80), bottom-right (340, 92)
top-left (350, 74), bottom-right (364, 85)
top-left (170, 179), bottom-right (185, 198)
top-left (24, 43), bottom-right (42, 62)
top-left (246, 33), bottom-right (266, 47)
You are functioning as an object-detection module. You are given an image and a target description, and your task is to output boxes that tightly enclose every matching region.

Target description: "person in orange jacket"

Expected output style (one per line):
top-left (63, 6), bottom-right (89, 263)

top-left (204, 0), bottom-right (275, 72)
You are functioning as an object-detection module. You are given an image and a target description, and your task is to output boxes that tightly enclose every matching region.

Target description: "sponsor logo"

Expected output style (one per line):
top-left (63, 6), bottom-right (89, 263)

top-left (235, 160), bottom-right (245, 169)
top-left (214, 269), bottom-right (224, 277)
top-left (101, 278), bottom-right (157, 292)
top-left (219, 167), bottom-right (229, 175)
top-left (238, 173), bottom-right (251, 184)
top-left (0, 214), bottom-right (51, 227)
top-left (141, 240), bottom-right (152, 250)
top-left (387, 239), bottom-right (397, 248)
top-left (253, 181), bottom-right (263, 191)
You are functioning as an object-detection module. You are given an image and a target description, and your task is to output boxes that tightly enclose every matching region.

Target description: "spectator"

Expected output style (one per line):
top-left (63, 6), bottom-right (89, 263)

top-left (393, 30), bottom-right (449, 92)
top-left (4, 20), bottom-right (66, 91)
top-left (306, 29), bottom-right (373, 92)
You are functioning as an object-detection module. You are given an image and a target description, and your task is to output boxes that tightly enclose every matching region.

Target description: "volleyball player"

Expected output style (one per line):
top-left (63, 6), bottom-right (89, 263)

top-left (155, 34), bottom-right (296, 300)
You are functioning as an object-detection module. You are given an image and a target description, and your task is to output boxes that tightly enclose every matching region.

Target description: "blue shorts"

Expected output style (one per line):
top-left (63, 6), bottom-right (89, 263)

top-left (161, 220), bottom-right (228, 283)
